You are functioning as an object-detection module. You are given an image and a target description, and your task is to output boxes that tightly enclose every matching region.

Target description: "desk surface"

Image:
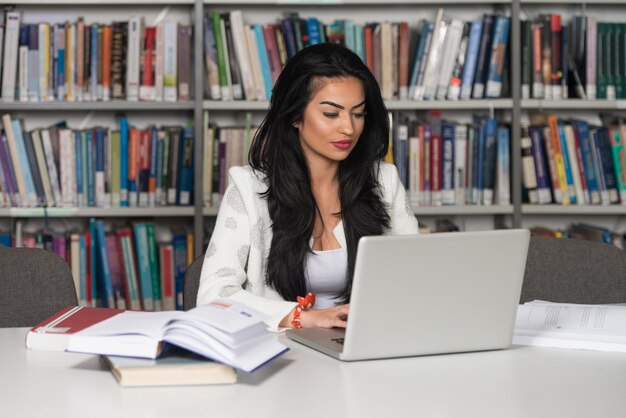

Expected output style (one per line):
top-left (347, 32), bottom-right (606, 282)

top-left (1, 328), bottom-right (626, 418)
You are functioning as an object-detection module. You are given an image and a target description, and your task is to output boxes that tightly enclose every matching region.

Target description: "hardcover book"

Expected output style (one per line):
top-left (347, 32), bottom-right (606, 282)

top-left (101, 345), bottom-right (237, 387)
top-left (26, 300), bottom-right (288, 373)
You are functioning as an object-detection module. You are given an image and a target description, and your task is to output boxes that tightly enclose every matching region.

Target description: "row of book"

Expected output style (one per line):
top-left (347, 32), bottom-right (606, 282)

top-left (394, 111), bottom-right (510, 207)
top-left (0, 114), bottom-right (194, 208)
top-left (0, 220), bottom-right (193, 311)
top-left (202, 113), bottom-right (257, 207)
top-left (203, 9), bottom-right (511, 102)
top-left (522, 14), bottom-right (626, 100)
top-left (531, 224), bottom-right (626, 250)
top-left (0, 11), bottom-right (192, 103)
top-left (521, 116), bottom-right (626, 206)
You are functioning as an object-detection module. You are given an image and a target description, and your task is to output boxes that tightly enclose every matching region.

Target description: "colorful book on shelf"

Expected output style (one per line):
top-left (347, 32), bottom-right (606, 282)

top-left (133, 223), bottom-right (155, 311)
top-left (521, 125), bottom-right (539, 204)
top-left (26, 300), bottom-right (288, 373)
top-left (472, 14), bottom-right (494, 99)
top-left (203, 14), bottom-right (221, 100)
top-left (177, 24), bottom-right (192, 101)
top-left (485, 15), bottom-right (510, 99)
top-left (177, 126), bottom-right (194, 206)
top-left (440, 123), bottom-right (455, 205)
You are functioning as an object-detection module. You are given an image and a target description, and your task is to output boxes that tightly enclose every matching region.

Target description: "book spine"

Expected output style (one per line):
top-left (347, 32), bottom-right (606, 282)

top-left (2, 12), bottom-right (20, 101)
top-left (481, 118), bottom-right (498, 205)
top-left (521, 126), bottom-right (539, 204)
top-left (41, 129), bottom-right (62, 206)
top-left (485, 16), bottom-right (510, 98)
top-left (119, 117), bottom-right (129, 206)
top-left (177, 25), bottom-right (192, 101)
top-left (203, 15), bottom-right (221, 100)
top-left (177, 127), bottom-right (194, 206)
top-left (557, 124), bottom-right (576, 203)
top-left (163, 21), bottom-right (178, 102)
top-left (609, 127), bottom-right (626, 203)
top-left (441, 123), bottom-right (455, 205)
top-left (454, 124), bottom-right (467, 205)
top-left (84, 130), bottom-right (94, 207)
top-left (126, 17), bottom-right (141, 102)
top-left (11, 120), bottom-right (38, 206)
top-left (95, 220), bottom-right (115, 308)
top-left (586, 17), bottom-right (597, 99)
top-left (447, 22), bottom-right (469, 100)
top-left (521, 20), bottom-right (531, 99)
top-left (133, 223), bottom-right (154, 311)
top-left (95, 128), bottom-right (105, 207)
top-left (18, 25), bottom-right (29, 103)
top-left (460, 19), bottom-right (483, 100)
top-left (550, 14), bottom-right (563, 99)
top-left (146, 223), bottom-right (162, 310)
top-left (28, 24), bottom-right (39, 102)
top-left (74, 131), bottom-right (84, 207)
top-left (139, 27), bottom-right (156, 101)
top-left (128, 128), bottom-right (139, 207)
top-left (472, 14), bottom-right (494, 99)
top-left (547, 116), bottom-right (570, 204)
top-left (495, 126), bottom-right (510, 205)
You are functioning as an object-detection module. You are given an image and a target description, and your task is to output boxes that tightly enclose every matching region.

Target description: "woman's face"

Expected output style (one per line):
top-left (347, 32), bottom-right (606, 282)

top-left (295, 76), bottom-right (366, 167)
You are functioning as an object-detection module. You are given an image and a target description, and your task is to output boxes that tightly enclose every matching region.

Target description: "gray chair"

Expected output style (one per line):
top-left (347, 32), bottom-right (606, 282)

top-left (183, 255), bottom-right (204, 310)
top-left (520, 236), bottom-right (626, 304)
top-left (0, 246), bottom-right (78, 327)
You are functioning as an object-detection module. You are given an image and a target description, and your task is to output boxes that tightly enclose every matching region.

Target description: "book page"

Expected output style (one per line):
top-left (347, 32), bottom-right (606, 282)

top-left (513, 302), bottom-right (626, 352)
top-left (76, 311), bottom-right (183, 340)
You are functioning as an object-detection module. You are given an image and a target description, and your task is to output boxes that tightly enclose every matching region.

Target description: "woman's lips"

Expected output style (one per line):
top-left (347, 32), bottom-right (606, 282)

top-left (332, 140), bottom-right (353, 150)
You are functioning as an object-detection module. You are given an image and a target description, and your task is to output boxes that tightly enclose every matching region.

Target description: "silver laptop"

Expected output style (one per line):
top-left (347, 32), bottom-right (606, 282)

top-left (286, 229), bottom-right (530, 361)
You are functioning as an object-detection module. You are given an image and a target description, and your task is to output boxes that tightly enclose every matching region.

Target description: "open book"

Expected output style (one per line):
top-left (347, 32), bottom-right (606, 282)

top-left (513, 301), bottom-right (626, 352)
top-left (26, 299), bottom-right (287, 373)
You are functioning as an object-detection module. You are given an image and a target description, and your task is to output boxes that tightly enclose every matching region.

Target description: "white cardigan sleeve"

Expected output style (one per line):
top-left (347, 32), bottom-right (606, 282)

top-left (196, 169), bottom-right (296, 332)
top-left (381, 163), bottom-right (420, 235)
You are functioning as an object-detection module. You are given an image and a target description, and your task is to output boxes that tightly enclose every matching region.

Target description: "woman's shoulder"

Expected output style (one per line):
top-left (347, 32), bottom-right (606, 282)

top-left (376, 162), bottom-right (401, 186)
top-left (227, 165), bottom-right (269, 196)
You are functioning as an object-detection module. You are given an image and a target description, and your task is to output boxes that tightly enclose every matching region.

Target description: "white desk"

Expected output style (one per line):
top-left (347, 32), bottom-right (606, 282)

top-left (1, 328), bottom-right (625, 418)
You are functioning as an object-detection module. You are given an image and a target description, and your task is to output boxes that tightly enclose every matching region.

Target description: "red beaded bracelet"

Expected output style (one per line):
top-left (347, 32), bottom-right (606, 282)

top-left (291, 292), bottom-right (316, 329)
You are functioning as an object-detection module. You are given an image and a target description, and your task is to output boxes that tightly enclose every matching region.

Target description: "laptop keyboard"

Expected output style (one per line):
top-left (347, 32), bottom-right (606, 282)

top-left (331, 337), bottom-right (345, 345)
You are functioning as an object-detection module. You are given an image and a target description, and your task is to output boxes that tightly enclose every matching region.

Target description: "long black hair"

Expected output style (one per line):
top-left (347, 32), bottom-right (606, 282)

top-left (248, 43), bottom-right (391, 303)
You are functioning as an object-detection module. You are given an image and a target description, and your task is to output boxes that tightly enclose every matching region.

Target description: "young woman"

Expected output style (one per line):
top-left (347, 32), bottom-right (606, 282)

top-left (197, 43), bottom-right (418, 331)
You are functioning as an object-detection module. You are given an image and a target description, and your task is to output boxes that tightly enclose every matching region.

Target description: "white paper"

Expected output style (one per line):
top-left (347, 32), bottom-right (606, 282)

top-left (513, 301), bottom-right (626, 352)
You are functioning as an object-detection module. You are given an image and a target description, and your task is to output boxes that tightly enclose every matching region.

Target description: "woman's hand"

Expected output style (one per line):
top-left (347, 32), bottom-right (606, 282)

top-left (280, 304), bottom-right (350, 329)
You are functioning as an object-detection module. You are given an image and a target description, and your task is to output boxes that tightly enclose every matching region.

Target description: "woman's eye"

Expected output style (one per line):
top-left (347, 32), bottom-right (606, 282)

top-left (323, 112), bottom-right (339, 118)
top-left (353, 112), bottom-right (366, 118)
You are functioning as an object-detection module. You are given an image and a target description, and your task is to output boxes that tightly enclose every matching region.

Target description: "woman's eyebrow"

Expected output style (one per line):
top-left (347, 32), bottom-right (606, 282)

top-left (319, 100), bottom-right (366, 109)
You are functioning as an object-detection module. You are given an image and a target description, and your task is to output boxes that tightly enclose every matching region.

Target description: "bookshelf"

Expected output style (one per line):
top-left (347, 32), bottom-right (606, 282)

top-left (200, 0), bottom-right (518, 235)
top-left (0, 0), bottom-right (206, 257)
top-left (516, 0), bottom-right (626, 240)
top-left (3, 0), bottom-right (626, 261)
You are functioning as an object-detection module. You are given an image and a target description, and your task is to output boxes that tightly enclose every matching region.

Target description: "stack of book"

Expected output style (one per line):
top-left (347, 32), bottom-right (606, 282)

top-left (26, 300), bottom-right (289, 385)
top-left (0, 11), bottom-right (192, 103)
top-left (204, 9), bottom-right (511, 101)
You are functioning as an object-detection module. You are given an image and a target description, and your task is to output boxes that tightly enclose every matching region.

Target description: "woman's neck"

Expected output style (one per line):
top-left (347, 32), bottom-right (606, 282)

top-left (307, 158), bottom-right (339, 188)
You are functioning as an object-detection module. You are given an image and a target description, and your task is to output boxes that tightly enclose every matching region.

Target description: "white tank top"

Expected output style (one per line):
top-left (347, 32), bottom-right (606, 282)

top-left (304, 248), bottom-right (348, 309)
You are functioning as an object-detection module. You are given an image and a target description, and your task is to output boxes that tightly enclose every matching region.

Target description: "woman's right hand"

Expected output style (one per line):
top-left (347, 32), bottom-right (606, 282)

top-left (280, 304), bottom-right (349, 329)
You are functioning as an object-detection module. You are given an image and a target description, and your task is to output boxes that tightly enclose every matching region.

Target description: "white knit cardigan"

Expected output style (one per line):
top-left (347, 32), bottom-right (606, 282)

top-left (197, 163), bottom-right (419, 331)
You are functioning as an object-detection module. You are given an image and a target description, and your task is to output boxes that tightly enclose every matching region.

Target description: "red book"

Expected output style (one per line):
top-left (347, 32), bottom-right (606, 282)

top-left (364, 25), bottom-right (374, 73)
top-left (25, 306), bottom-right (124, 352)
top-left (262, 24), bottom-right (282, 84)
